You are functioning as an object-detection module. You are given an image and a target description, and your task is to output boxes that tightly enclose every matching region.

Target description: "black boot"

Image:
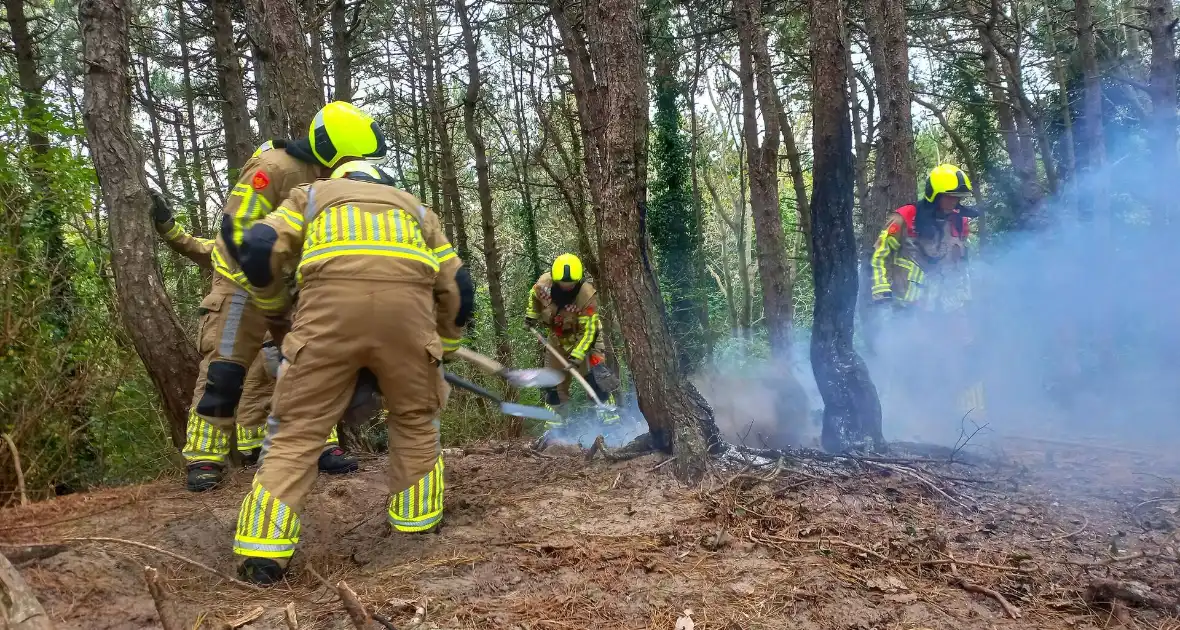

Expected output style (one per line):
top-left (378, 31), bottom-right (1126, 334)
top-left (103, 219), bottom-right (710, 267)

top-left (238, 558), bottom-right (286, 585)
top-left (240, 448), bottom-right (261, 467)
top-left (318, 446), bottom-right (358, 475)
top-left (185, 462), bottom-right (224, 492)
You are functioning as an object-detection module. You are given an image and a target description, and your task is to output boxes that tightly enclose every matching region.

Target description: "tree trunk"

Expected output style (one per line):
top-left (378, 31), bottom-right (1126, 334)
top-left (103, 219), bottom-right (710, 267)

top-left (559, 0), bottom-right (718, 483)
top-left (864, 0), bottom-right (915, 235)
top-left (1147, 0), bottom-right (1176, 226)
top-left (1076, 0), bottom-right (1108, 224)
top-left (176, 0), bottom-right (209, 222)
top-left (250, 0), bottom-right (322, 136)
top-left (331, 0), bottom-right (353, 102)
top-left (422, 0), bottom-right (469, 262)
top-left (809, 0), bottom-right (883, 453)
top-left (735, 0), bottom-right (795, 356)
top-left (305, 0), bottom-right (326, 99)
top-left (81, 0), bottom-right (199, 449)
top-left (212, 0), bottom-right (255, 173)
top-left (250, 38), bottom-right (288, 139)
top-left (456, 0), bottom-right (511, 364)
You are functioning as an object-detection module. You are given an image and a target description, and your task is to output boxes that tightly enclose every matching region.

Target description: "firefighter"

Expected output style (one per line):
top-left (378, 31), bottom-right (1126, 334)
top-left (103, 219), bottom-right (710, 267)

top-left (525, 253), bottom-right (620, 427)
top-left (868, 163), bottom-right (985, 418)
top-left (181, 101), bottom-right (385, 491)
top-left (229, 161), bottom-right (473, 585)
top-left (149, 191), bottom-right (358, 471)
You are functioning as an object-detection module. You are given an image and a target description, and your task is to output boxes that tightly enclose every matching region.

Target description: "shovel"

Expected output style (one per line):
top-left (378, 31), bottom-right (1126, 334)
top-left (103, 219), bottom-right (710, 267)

top-left (527, 327), bottom-right (617, 412)
top-left (444, 371), bottom-right (561, 424)
top-left (451, 346), bottom-right (564, 389)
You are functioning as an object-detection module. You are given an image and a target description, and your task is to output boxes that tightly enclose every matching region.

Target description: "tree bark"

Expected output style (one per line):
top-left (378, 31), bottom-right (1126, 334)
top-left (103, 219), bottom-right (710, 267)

top-left (863, 0), bottom-right (915, 235)
top-left (457, 0), bottom-right (511, 364)
top-left (1146, 0), bottom-right (1176, 225)
top-left (212, 0), bottom-right (255, 173)
top-left (81, 0), bottom-right (199, 449)
top-left (809, 0), bottom-right (883, 453)
top-left (1076, 0), bottom-right (1109, 224)
top-left (557, 0), bottom-right (718, 482)
top-left (305, 0), bottom-right (326, 99)
top-left (249, 0), bottom-right (322, 136)
top-left (331, 0), bottom-right (353, 102)
top-left (734, 0), bottom-right (795, 356)
top-left (250, 38), bottom-right (288, 139)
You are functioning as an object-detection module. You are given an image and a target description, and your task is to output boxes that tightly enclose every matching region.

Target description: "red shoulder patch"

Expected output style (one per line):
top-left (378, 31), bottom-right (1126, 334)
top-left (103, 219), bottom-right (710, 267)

top-left (584, 305), bottom-right (596, 316)
top-left (251, 171), bottom-right (270, 191)
top-left (887, 223), bottom-right (900, 236)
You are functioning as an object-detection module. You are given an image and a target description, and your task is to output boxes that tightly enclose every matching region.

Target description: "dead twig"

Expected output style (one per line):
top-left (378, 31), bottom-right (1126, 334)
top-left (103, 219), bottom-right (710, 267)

top-left (1035, 516), bottom-right (1088, 543)
top-left (1, 433), bottom-right (27, 506)
top-left (650, 456), bottom-right (676, 472)
top-left (337, 581), bottom-right (377, 629)
top-left (0, 538), bottom-right (263, 592)
top-left (1067, 550), bottom-right (1153, 566)
top-left (956, 577), bottom-right (1022, 619)
top-left (1086, 578), bottom-right (1180, 614)
top-left (750, 530), bottom-right (889, 562)
top-left (865, 461), bottom-right (973, 511)
top-left (225, 606), bottom-right (264, 629)
top-left (284, 603), bottom-right (299, 630)
top-left (905, 558), bottom-right (1036, 573)
top-left (143, 566), bottom-right (185, 630)
top-left (948, 411), bottom-right (988, 464)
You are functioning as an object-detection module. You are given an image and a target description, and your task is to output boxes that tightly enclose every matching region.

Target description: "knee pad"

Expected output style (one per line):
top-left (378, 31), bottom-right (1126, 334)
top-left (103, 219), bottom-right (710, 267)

top-left (197, 361), bottom-right (247, 418)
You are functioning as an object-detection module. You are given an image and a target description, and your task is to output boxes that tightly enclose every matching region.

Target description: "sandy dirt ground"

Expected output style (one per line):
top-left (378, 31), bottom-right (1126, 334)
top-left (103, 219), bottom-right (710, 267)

top-left (2, 436), bottom-right (1180, 630)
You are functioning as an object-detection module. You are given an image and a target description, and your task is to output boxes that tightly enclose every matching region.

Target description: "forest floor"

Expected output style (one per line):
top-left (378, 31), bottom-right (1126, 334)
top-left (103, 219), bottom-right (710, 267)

top-left (3, 433), bottom-right (1180, 630)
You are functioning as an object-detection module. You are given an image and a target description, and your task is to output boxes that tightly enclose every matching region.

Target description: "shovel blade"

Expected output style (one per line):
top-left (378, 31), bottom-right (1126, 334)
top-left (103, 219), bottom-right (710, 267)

top-left (500, 401), bottom-right (561, 423)
top-left (502, 367), bottom-right (565, 389)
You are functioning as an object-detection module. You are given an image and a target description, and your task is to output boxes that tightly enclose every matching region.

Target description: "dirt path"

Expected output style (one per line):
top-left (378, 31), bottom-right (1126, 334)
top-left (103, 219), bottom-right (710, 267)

top-left (2, 439), bottom-right (1179, 629)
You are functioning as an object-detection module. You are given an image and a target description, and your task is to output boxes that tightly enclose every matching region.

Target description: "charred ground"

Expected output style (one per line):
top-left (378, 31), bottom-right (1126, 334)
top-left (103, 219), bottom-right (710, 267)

top-left (2, 436), bottom-right (1179, 630)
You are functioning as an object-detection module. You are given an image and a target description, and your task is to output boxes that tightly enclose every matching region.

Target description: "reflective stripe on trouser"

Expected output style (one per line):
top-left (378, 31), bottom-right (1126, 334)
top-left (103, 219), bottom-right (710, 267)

top-left (388, 456), bottom-right (444, 532)
top-left (597, 394), bottom-right (621, 425)
top-left (233, 481), bottom-right (301, 559)
top-left (236, 352), bottom-right (275, 451)
top-left (238, 279), bottom-right (444, 558)
top-left (185, 275), bottom-right (276, 464)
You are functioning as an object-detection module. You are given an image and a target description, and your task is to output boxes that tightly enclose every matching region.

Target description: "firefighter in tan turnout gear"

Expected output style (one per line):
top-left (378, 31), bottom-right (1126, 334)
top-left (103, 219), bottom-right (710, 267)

top-left (180, 102), bottom-right (384, 491)
top-left (230, 161), bottom-right (474, 585)
top-left (526, 254), bottom-right (620, 427)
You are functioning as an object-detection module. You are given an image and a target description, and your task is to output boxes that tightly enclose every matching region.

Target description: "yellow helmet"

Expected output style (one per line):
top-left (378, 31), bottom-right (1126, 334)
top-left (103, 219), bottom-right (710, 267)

top-left (310, 102), bottom-right (387, 168)
top-left (923, 164), bottom-right (973, 202)
top-left (330, 159), bottom-right (397, 185)
top-left (551, 253), bottom-right (583, 283)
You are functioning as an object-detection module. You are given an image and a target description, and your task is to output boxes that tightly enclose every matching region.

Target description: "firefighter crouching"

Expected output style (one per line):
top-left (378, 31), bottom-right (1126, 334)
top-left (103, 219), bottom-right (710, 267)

top-left (230, 161), bottom-right (474, 585)
top-left (180, 101), bottom-right (385, 491)
top-left (149, 190), bottom-right (357, 476)
top-left (526, 254), bottom-right (620, 427)
top-left (869, 163), bottom-right (985, 417)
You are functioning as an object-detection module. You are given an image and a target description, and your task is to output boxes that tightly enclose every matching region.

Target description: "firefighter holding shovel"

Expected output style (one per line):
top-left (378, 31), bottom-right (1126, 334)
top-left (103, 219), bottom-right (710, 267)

top-left (525, 254), bottom-right (620, 428)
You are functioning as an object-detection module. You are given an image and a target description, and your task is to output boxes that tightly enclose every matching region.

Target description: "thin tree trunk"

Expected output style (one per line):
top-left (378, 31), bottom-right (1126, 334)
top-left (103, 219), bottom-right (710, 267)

top-left (809, 0), bottom-right (883, 453)
top-left (212, 0), bottom-right (255, 173)
top-left (864, 0), bottom-right (915, 235)
top-left (81, 0), bottom-right (200, 449)
top-left (176, 0), bottom-right (209, 221)
top-left (1147, 0), bottom-right (1177, 226)
top-left (251, 0), bottom-right (322, 136)
top-left (305, 0), bottom-right (326, 99)
top-left (250, 37), bottom-right (287, 139)
top-left (735, 0), bottom-right (794, 355)
top-left (331, 0), bottom-right (353, 102)
top-left (457, 0), bottom-right (510, 363)
top-left (138, 51), bottom-right (170, 192)
top-left (1076, 0), bottom-right (1108, 224)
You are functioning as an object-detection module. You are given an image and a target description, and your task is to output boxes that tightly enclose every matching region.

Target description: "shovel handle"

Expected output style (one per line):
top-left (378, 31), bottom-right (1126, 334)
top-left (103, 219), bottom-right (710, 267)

top-left (451, 346), bottom-right (507, 378)
top-left (443, 371), bottom-right (503, 404)
top-left (528, 327), bottom-right (608, 408)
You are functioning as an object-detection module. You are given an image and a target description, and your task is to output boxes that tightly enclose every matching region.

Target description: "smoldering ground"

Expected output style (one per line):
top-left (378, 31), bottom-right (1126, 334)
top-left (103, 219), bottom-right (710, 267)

top-left (695, 176), bottom-right (1179, 453)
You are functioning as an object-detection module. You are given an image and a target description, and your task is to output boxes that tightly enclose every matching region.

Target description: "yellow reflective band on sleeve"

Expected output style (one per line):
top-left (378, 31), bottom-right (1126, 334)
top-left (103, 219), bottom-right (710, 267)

top-left (870, 230), bottom-right (898, 296)
top-left (570, 312), bottom-right (599, 361)
top-left (388, 457), bottom-right (445, 533)
top-left (211, 247), bottom-right (251, 288)
top-left (233, 482), bottom-right (301, 558)
top-left (432, 244), bottom-right (456, 263)
top-left (183, 411), bottom-right (231, 463)
top-left (440, 337), bottom-right (462, 353)
top-left (895, 258), bottom-right (924, 303)
top-left (164, 222), bottom-right (185, 241)
top-left (275, 207), bottom-right (304, 233)
top-left (229, 182), bottom-right (275, 249)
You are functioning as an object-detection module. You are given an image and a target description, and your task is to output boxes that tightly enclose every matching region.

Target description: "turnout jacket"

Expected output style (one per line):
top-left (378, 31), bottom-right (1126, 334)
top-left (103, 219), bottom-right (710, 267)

top-left (526, 273), bottom-right (601, 362)
top-left (239, 177), bottom-right (465, 352)
top-left (156, 220), bottom-right (213, 270)
top-left (870, 204), bottom-right (971, 311)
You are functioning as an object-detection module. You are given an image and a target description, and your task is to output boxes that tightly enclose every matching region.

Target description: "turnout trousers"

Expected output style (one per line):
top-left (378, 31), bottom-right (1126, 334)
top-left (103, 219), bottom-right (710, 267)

top-left (233, 279), bottom-right (447, 563)
top-left (183, 274), bottom-right (337, 464)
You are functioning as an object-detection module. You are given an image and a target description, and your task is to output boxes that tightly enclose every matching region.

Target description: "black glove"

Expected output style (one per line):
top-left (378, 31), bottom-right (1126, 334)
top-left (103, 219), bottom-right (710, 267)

top-left (149, 189), bottom-right (173, 224)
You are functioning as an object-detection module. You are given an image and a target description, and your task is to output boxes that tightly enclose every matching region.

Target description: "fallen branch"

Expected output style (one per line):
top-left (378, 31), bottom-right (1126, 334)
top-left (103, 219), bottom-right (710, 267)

top-left (864, 461), bottom-right (972, 511)
top-left (3, 545), bottom-right (68, 567)
top-left (2, 433), bottom-right (27, 507)
top-left (143, 566), bottom-right (185, 630)
top-left (956, 577), bottom-right (1022, 619)
top-left (650, 456), bottom-right (676, 472)
top-left (1035, 516), bottom-right (1088, 543)
top-left (0, 550), bottom-right (55, 629)
top-left (1086, 578), bottom-right (1180, 614)
top-left (225, 606), bottom-right (264, 629)
top-left (751, 530), bottom-right (889, 562)
top-left (0, 538), bottom-right (263, 592)
top-left (337, 581), bottom-right (376, 629)
top-left (1066, 550), bottom-right (1153, 566)
top-left (906, 558), bottom-right (1036, 573)
top-left (284, 603), bottom-right (299, 630)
